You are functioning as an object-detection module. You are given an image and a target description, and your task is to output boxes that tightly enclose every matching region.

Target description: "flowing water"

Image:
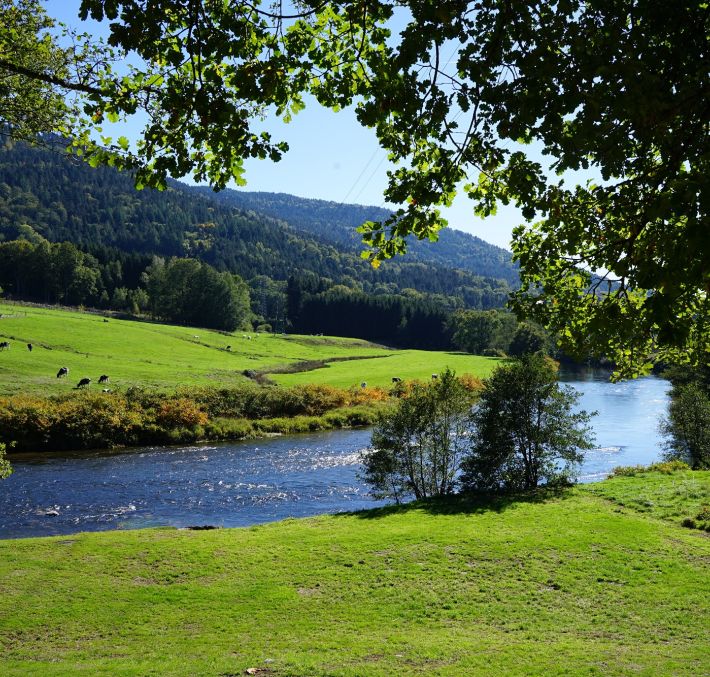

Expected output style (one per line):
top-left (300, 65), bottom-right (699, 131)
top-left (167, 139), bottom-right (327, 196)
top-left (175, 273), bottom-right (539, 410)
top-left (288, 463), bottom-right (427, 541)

top-left (0, 371), bottom-right (670, 538)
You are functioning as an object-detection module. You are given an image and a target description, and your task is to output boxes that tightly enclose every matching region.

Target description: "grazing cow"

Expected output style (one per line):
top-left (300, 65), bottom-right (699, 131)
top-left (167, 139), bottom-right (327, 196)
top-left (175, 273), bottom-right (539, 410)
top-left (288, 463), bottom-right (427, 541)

top-left (102, 388), bottom-right (112, 393)
top-left (431, 374), bottom-right (438, 380)
top-left (98, 374), bottom-right (110, 384)
top-left (57, 367), bottom-right (69, 378)
top-left (76, 377), bottom-right (91, 389)
top-left (27, 343), bottom-right (33, 352)
top-left (391, 377), bottom-right (402, 383)
top-left (360, 382), bottom-right (367, 389)
top-left (0, 341), bottom-right (9, 350)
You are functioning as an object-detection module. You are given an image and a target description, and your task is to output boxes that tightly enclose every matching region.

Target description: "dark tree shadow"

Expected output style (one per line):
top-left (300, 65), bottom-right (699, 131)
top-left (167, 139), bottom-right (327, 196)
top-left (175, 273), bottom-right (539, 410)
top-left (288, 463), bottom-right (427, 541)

top-left (336, 485), bottom-right (575, 520)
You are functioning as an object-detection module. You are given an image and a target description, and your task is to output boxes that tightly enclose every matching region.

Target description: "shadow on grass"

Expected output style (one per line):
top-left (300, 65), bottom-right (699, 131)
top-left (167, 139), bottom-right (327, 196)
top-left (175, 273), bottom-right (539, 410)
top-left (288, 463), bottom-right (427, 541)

top-left (337, 485), bottom-right (575, 521)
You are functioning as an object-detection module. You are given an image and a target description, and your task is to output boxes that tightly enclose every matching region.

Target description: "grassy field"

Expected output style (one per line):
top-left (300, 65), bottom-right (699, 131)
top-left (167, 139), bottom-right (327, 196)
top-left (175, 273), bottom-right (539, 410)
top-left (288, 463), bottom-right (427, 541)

top-left (1, 469), bottom-right (708, 676)
top-left (0, 302), bottom-right (500, 395)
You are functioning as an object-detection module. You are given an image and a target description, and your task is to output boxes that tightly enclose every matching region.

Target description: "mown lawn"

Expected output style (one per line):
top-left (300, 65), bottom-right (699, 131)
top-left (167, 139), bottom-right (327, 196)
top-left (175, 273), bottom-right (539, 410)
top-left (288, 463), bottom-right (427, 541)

top-left (1, 470), bottom-right (708, 676)
top-left (0, 303), bottom-right (498, 395)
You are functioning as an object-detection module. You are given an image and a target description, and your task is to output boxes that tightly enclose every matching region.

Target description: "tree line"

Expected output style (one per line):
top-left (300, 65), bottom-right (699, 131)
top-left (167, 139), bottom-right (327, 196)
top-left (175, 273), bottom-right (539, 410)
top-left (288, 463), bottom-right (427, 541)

top-left (0, 234), bottom-right (251, 331)
top-left (0, 232), bottom-right (556, 355)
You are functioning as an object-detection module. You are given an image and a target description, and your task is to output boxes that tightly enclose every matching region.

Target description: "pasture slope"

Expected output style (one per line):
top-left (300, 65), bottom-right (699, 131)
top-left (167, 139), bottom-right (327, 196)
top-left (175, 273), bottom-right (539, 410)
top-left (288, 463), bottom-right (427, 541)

top-left (0, 469), bottom-right (708, 675)
top-left (0, 302), bottom-right (500, 396)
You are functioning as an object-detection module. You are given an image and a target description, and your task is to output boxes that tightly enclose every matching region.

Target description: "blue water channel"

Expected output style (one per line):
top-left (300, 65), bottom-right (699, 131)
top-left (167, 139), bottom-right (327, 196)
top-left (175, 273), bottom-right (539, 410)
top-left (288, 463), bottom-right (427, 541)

top-left (0, 371), bottom-right (671, 538)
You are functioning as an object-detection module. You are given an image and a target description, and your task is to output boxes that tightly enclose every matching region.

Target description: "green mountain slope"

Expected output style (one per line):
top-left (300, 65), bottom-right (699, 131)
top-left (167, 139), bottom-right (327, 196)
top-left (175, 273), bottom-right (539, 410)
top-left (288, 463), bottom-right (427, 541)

top-left (0, 140), bottom-right (512, 305)
top-left (191, 187), bottom-right (520, 285)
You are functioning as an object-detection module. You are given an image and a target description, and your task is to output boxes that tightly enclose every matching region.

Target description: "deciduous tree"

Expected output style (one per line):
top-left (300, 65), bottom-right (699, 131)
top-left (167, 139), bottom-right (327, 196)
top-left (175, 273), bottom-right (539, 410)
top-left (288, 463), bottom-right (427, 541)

top-left (660, 382), bottom-right (710, 470)
top-left (462, 355), bottom-right (595, 492)
top-left (362, 369), bottom-right (474, 502)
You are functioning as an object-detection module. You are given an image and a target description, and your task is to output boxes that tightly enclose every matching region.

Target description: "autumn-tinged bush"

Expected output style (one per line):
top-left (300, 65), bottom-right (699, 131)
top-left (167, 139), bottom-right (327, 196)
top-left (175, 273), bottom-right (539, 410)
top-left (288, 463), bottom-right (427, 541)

top-left (458, 373), bottom-right (484, 393)
top-left (0, 442), bottom-right (11, 479)
top-left (53, 394), bottom-right (144, 449)
top-left (348, 386), bottom-right (390, 404)
top-left (389, 373), bottom-right (483, 400)
top-left (154, 398), bottom-right (208, 428)
top-left (174, 383), bottom-right (385, 419)
top-left (0, 384), bottom-right (391, 451)
top-left (0, 393), bottom-right (143, 450)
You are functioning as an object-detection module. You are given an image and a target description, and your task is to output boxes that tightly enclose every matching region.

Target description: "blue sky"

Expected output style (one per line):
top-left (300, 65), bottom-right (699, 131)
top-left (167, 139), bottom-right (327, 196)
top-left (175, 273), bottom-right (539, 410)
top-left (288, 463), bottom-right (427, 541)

top-left (44, 0), bottom-right (525, 250)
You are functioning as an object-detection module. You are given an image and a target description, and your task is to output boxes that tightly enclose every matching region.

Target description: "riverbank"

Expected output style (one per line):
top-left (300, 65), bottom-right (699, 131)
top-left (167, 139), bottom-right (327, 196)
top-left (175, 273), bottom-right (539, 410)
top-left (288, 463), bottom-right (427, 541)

top-left (1, 468), bottom-right (708, 676)
top-left (0, 383), bottom-right (396, 453)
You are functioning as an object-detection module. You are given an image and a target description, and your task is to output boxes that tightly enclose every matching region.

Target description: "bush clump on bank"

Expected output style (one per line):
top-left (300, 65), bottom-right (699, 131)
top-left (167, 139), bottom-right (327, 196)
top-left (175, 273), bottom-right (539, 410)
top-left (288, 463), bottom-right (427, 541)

top-left (0, 384), bottom-right (391, 452)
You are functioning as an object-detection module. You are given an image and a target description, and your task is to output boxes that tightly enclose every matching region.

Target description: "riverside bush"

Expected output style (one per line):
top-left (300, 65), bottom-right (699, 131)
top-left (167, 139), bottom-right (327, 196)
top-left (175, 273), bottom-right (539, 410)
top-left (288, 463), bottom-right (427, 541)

top-left (0, 442), bottom-right (11, 479)
top-left (154, 398), bottom-right (209, 428)
top-left (0, 384), bottom-right (390, 451)
top-left (611, 460), bottom-right (691, 477)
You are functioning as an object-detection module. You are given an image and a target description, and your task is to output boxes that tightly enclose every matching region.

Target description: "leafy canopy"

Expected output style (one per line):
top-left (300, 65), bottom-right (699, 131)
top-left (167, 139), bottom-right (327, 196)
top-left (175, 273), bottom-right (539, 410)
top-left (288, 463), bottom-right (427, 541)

top-left (2, 1), bottom-right (708, 375)
top-left (0, 0), bottom-right (111, 143)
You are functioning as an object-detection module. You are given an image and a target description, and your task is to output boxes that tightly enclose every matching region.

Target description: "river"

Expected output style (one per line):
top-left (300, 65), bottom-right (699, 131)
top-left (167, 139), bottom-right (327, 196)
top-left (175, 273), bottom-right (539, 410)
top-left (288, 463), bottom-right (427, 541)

top-left (0, 371), bottom-right (670, 538)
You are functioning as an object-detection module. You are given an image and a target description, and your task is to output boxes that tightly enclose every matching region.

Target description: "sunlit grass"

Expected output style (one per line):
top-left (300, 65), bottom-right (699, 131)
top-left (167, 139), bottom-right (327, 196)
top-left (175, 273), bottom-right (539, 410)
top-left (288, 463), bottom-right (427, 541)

top-left (0, 471), bottom-right (708, 676)
top-left (0, 302), bottom-right (498, 395)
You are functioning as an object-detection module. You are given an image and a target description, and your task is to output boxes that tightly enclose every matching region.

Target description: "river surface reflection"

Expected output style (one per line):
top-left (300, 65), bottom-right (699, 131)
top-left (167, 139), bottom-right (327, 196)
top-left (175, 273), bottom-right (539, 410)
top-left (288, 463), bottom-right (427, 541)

top-left (0, 370), bottom-right (670, 538)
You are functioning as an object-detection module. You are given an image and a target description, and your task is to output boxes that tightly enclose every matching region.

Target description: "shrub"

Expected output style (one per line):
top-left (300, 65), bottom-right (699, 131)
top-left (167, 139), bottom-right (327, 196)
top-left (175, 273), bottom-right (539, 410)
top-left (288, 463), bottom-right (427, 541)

top-left (610, 465), bottom-right (644, 477)
top-left (294, 384), bottom-right (350, 415)
top-left (203, 418), bottom-right (255, 440)
top-left (348, 386), bottom-right (390, 404)
top-left (0, 382), bottom-right (393, 451)
top-left (659, 382), bottom-right (710, 469)
top-left (154, 398), bottom-right (208, 428)
top-left (648, 460), bottom-right (691, 473)
top-left (362, 369), bottom-right (475, 502)
top-left (0, 442), bottom-right (11, 479)
top-left (610, 460), bottom-right (690, 477)
top-left (53, 394), bottom-right (143, 449)
top-left (462, 355), bottom-right (595, 492)
top-left (459, 373), bottom-right (484, 393)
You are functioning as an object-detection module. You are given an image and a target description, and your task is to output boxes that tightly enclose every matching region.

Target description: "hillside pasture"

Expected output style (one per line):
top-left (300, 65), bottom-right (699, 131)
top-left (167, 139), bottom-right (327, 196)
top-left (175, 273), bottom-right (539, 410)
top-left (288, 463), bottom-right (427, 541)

top-left (269, 351), bottom-right (500, 388)
top-left (0, 303), bottom-right (498, 395)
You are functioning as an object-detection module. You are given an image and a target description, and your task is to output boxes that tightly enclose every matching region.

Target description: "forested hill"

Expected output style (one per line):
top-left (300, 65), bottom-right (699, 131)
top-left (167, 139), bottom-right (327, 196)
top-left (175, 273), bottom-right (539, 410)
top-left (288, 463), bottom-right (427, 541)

top-left (0, 140), bottom-right (512, 305)
top-left (191, 188), bottom-right (520, 285)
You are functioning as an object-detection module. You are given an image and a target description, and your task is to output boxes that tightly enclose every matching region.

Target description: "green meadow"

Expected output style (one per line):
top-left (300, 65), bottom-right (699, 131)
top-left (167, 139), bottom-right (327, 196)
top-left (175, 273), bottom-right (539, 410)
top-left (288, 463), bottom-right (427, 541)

top-left (0, 469), bottom-right (708, 676)
top-left (0, 302), bottom-right (499, 395)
